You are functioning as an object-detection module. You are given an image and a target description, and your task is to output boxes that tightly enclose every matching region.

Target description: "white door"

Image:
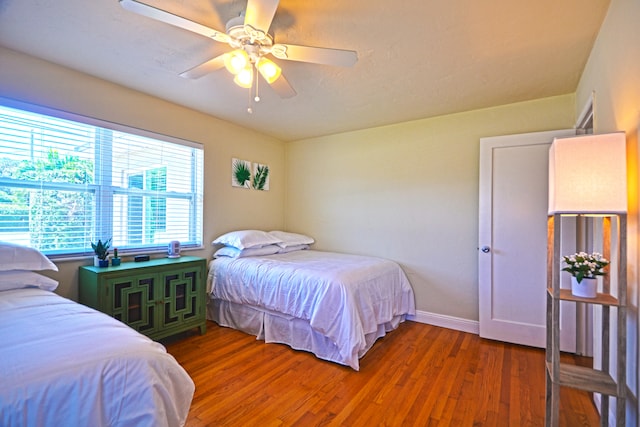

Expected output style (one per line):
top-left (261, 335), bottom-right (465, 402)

top-left (478, 129), bottom-right (576, 351)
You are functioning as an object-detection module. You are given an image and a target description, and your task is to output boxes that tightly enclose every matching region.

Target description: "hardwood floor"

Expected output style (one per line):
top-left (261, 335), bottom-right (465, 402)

top-left (163, 320), bottom-right (600, 426)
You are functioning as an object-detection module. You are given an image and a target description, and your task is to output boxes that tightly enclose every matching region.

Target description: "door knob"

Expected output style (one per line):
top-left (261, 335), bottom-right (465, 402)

top-left (481, 246), bottom-right (490, 253)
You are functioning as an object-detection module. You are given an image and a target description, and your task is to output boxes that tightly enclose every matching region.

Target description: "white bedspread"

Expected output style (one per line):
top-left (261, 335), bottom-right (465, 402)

top-left (209, 250), bottom-right (415, 370)
top-left (0, 288), bottom-right (194, 427)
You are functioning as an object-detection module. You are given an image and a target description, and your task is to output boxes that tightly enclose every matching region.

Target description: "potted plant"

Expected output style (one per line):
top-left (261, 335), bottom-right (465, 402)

top-left (91, 238), bottom-right (111, 267)
top-left (562, 251), bottom-right (609, 298)
top-left (111, 247), bottom-right (121, 266)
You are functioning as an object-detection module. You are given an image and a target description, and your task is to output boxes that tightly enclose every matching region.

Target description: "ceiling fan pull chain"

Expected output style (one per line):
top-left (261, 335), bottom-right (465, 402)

top-left (254, 64), bottom-right (261, 103)
top-left (246, 61), bottom-right (264, 114)
top-left (246, 77), bottom-right (254, 114)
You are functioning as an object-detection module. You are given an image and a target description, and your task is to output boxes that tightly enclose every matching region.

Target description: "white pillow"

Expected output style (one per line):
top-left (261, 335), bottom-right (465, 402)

top-left (269, 231), bottom-right (315, 248)
top-left (0, 241), bottom-right (58, 272)
top-left (277, 244), bottom-right (310, 254)
top-left (214, 244), bottom-right (280, 258)
top-left (212, 230), bottom-right (282, 250)
top-left (0, 270), bottom-right (59, 291)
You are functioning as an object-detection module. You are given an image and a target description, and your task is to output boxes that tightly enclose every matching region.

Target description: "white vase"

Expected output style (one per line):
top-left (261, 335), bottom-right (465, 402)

top-left (571, 276), bottom-right (597, 298)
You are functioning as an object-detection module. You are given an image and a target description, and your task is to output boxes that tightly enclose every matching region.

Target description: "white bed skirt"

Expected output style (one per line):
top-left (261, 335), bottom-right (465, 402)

top-left (207, 298), bottom-right (407, 370)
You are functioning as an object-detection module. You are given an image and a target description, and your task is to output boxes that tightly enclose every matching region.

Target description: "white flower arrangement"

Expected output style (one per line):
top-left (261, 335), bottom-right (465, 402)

top-left (562, 251), bottom-right (609, 283)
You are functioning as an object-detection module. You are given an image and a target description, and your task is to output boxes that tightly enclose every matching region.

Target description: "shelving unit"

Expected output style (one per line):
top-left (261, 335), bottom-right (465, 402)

top-left (545, 213), bottom-right (626, 426)
top-left (79, 256), bottom-right (207, 341)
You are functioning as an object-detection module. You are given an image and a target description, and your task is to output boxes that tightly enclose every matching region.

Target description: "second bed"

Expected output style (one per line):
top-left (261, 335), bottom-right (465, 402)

top-left (207, 249), bottom-right (415, 371)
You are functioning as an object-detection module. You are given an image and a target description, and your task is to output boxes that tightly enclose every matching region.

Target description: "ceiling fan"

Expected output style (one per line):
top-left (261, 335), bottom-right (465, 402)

top-left (119, 0), bottom-right (358, 104)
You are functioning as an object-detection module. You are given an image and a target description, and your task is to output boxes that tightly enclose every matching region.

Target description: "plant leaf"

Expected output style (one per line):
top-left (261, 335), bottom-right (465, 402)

top-left (252, 164), bottom-right (269, 190)
top-left (233, 159), bottom-right (251, 187)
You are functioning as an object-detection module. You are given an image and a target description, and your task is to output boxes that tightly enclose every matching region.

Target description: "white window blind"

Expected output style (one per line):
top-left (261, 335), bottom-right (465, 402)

top-left (0, 100), bottom-right (203, 258)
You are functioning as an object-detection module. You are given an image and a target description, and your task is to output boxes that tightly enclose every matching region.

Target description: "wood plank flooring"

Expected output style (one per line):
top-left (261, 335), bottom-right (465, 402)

top-left (163, 320), bottom-right (600, 426)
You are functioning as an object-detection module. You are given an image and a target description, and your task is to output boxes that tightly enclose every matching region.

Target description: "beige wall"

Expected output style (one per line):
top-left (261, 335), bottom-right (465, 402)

top-left (575, 0), bottom-right (640, 423)
top-left (0, 47), bottom-right (287, 300)
top-left (4, 0), bottom-right (637, 395)
top-left (285, 95), bottom-right (575, 321)
top-left (3, 3), bottom-right (637, 416)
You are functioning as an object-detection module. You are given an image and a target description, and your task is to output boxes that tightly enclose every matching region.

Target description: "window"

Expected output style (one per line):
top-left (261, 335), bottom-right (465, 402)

top-left (127, 167), bottom-right (168, 244)
top-left (0, 99), bottom-right (203, 258)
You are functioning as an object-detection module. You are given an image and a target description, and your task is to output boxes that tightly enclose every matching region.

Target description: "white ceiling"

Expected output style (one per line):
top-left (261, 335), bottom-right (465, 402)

top-left (0, 0), bottom-right (610, 141)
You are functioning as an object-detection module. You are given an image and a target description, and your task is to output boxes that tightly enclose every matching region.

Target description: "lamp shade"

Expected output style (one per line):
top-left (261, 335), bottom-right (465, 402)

top-left (256, 57), bottom-right (282, 84)
top-left (224, 50), bottom-right (249, 75)
top-left (548, 132), bottom-right (627, 214)
top-left (233, 66), bottom-right (254, 88)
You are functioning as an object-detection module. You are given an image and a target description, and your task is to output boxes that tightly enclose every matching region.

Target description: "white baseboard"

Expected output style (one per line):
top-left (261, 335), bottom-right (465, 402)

top-left (407, 309), bottom-right (479, 335)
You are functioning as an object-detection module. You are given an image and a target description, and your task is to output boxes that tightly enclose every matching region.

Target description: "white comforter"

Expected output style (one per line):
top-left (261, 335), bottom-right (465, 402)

top-left (0, 288), bottom-right (194, 427)
top-left (209, 250), bottom-right (416, 370)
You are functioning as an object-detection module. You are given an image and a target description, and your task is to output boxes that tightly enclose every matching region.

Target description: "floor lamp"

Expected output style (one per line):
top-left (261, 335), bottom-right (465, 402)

top-left (545, 131), bottom-right (628, 427)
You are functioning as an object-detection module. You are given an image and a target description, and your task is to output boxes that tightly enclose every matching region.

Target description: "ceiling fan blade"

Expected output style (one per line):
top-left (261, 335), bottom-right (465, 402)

top-left (179, 54), bottom-right (227, 79)
top-left (244, 0), bottom-right (279, 32)
top-left (271, 44), bottom-right (358, 67)
top-left (119, 0), bottom-right (229, 42)
top-left (268, 74), bottom-right (296, 99)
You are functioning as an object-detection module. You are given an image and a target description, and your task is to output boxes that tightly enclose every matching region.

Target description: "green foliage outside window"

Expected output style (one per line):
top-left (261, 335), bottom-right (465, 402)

top-left (0, 149), bottom-right (93, 250)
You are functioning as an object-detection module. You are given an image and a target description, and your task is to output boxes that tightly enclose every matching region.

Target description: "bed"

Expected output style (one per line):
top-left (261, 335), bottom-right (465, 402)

top-left (207, 230), bottom-right (416, 371)
top-left (0, 242), bottom-right (194, 427)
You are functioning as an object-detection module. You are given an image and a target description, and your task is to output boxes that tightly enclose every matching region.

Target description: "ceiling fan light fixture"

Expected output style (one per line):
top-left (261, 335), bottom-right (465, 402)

top-left (234, 66), bottom-right (254, 88)
top-left (119, 0), bottom-right (357, 102)
top-left (256, 57), bottom-right (281, 84)
top-left (224, 49), bottom-right (249, 75)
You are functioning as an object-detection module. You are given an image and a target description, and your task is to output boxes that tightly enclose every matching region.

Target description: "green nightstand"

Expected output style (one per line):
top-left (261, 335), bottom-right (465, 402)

top-left (79, 256), bottom-right (207, 340)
